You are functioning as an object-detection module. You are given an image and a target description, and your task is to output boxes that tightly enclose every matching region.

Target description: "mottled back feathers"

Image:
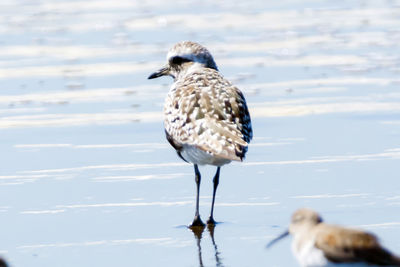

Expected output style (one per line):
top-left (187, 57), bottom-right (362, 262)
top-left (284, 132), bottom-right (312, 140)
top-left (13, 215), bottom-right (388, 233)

top-left (164, 67), bottom-right (252, 162)
top-left (314, 224), bottom-right (400, 266)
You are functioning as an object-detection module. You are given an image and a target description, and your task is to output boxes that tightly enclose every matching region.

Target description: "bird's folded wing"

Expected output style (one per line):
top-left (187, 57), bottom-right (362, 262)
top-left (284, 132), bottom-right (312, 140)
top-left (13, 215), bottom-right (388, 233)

top-left (166, 71), bottom-right (252, 161)
top-left (194, 118), bottom-right (248, 161)
top-left (315, 225), bottom-right (399, 265)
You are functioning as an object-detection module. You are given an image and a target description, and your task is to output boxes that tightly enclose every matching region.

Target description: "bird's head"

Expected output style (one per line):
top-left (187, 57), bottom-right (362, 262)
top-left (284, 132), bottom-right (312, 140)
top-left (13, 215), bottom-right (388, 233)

top-left (266, 208), bottom-right (323, 249)
top-left (289, 208), bottom-right (323, 235)
top-left (148, 41), bottom-right (218, 81)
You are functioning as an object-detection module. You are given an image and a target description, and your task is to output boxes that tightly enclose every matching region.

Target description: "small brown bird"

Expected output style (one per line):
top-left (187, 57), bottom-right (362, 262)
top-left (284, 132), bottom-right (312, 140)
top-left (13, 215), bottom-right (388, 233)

top-left (267, 208), bottom-right (400, 267)
top-left (148, 41), bottom-right (253, 227)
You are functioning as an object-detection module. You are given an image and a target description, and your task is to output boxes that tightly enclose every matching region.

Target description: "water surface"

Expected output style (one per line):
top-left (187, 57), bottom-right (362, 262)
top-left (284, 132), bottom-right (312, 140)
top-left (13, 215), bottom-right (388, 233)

top-left (1, 0), bottom-right (400, 266)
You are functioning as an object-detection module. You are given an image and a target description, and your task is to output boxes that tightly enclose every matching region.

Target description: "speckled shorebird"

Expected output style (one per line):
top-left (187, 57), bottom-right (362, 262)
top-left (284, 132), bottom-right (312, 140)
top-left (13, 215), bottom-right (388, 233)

top-left (148, 41), bottom-right (253, 227)
top-left (267, 208), bottom-right (400, 267)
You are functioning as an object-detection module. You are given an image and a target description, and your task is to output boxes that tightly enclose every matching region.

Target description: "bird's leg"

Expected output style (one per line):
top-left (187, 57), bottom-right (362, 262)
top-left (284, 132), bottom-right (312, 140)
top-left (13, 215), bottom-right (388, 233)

top-left (207, 167), bottom-right (220, 225)
top-left (191, 164), bottom-right (205, 227)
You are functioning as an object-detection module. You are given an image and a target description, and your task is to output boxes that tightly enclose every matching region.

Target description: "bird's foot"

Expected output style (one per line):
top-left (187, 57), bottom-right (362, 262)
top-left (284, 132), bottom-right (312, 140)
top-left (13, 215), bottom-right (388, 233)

top-left (207, 216), bottom-right (217, 225)
top-left (190, 215), bottom-right (205, 228)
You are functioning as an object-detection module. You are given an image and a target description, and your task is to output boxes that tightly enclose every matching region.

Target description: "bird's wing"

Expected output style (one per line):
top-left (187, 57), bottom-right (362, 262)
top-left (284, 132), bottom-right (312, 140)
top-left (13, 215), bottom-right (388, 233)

top-left (315, 224), bottom-right (400, 266)
top-left (164, 69), bottom-right (252, 161)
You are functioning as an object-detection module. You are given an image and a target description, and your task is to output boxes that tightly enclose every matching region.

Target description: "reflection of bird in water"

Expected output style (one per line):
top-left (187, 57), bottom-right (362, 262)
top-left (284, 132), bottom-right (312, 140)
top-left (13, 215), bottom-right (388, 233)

top-left (148, 41), bottom-right (253, 227)
top-left (207, 224), bottom-right (224, 267)
top-left (190, 224), bottom-right (224, 267)
top-left (267, 208), bottom-right (400, 267)
top-left (191, 226), bottom-right (205, 267)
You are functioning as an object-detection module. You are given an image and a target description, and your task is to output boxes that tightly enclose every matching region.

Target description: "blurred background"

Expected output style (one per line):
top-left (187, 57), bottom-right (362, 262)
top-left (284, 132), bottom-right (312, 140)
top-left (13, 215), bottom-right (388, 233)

top-left (1, 0), bottom-right (400, 266)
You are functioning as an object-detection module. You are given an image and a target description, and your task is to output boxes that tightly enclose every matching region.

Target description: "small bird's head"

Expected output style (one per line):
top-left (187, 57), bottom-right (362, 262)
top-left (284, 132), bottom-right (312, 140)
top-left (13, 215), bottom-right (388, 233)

top-left (148, 41), bottom-right (218, 80)
top-left (289, 208), bottom-right (323, 235)
top-left (266, 208), bottom-right (323, 249)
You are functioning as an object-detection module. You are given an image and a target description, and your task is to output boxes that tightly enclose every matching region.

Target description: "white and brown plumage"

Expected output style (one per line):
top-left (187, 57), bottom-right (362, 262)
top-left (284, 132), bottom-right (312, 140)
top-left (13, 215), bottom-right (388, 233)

top-left (148, 41), bottom-right (252, 227)
top-left (267, 208), bottom-right (400, 267)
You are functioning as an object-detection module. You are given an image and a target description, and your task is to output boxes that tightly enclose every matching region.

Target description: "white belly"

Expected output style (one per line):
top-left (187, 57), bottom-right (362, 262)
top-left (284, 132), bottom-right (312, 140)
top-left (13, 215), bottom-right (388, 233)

top-left (293, 238), bottom-right (329, 267)
top-left (292, 239), bottom-right (370, 267)
top-left (180, 144), bottom-right (231, 166)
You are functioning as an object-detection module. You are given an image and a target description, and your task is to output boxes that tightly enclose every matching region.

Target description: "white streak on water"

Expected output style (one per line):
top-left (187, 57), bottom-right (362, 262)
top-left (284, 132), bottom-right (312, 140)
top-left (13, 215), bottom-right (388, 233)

top-left (17, 237), bottom-right (182, 250)
top-left (382, 121), bottom-right (400, 125)
top-left (91, 173), bottom-right (189, 182)
top-left (0, 175), bottom-right (71, 185)
top-left (0, 87), bottom-right (141, 104)
top-left (0, 207), bottom-right (10, 212)
top-left (18, 240), bottom-right (108, 249)
top-left (21, 209), bottom-right (66, 214)
top-left (385, 195), bottom-right (400, 200)
top-left (251, 102), bottom-right (400, 118)
top-left (291, 194), bottom-right (369, 199)
top-left (75, 143), bottom-right (168, 149)
top-left (14, 144), bottom-right (73, 148)
top-left (248, 76), bottom-right (399, 89)
top-left (240, 235), bottom-right (275, 241)
top-left (387, 202), bottom-right (400, 206)
top-left (243, 149), bottom-right (400, 166)
top-left (0, 175), bottom-right (70, 185)
top-left (250, 142), bottom-right (292, 147)
top-left (0, 112), bottom-right (162, 129)
top-left (0, 62), bottom-right (158, 79)
top-left (0, 175), bottom-right (55, 180)
top-left (216, 202), bottom-right (279, 207)
top-left (20, 162), bottom-right (188, 174)
top-left (14, 143), bottom-right (169, 149)
top-left (56, 201), bottom-right (192, 209)
top-left (0, 108), bottom-right (46, 115)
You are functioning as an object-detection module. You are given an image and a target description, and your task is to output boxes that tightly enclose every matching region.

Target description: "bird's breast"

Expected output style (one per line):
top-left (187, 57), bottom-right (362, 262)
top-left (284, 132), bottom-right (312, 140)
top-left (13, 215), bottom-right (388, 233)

top-left (292, 237), bottom-right (330, 267)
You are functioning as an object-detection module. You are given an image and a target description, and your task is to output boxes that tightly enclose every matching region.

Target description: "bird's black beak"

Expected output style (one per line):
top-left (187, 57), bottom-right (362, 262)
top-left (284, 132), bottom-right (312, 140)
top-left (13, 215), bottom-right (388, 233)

top-left (266, 230), bottom-right (289, 249)
top-left (148, 66), bottom-right (169, 79)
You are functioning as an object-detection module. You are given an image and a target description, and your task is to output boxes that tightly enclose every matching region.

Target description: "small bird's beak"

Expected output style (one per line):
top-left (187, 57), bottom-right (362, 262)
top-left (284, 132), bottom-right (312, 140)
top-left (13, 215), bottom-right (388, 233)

top-left (266, 230), bottom-right (289, 249)
top-left (148, 66), bottom-right (169, 79)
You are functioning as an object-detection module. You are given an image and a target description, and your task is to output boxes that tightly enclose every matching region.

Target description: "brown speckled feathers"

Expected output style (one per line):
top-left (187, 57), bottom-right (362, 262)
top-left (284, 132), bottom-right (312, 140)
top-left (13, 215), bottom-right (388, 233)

top-left (164, 68), bottom-right (252, 161)
top-left (315, 224), bottom-right (400, 266)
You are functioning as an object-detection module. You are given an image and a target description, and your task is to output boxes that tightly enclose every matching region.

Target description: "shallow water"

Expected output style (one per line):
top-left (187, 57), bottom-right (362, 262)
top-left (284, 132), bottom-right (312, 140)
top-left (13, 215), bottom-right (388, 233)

top-left (1, 0), bottom-right (400, 266)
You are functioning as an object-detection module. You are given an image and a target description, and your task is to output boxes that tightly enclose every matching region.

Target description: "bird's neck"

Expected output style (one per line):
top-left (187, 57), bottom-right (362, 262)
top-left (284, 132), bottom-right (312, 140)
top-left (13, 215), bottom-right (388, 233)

top-left (176, 63), bottom-right (209, 80)
top-left (292, 226), bottom-right (317, 253)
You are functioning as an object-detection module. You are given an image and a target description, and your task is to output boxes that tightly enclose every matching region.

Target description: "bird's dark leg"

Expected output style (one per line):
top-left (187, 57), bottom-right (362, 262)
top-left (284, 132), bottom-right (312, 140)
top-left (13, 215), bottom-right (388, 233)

top-left (207, 167), bottom-right (220, 225)
top-left (191, 164), bottom-right (205, 227)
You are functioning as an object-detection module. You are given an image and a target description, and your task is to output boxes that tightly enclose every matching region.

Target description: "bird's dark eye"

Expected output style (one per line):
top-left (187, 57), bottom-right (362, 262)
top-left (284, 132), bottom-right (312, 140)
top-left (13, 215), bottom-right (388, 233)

top-left (171, 56), bottom-right (191, 65)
